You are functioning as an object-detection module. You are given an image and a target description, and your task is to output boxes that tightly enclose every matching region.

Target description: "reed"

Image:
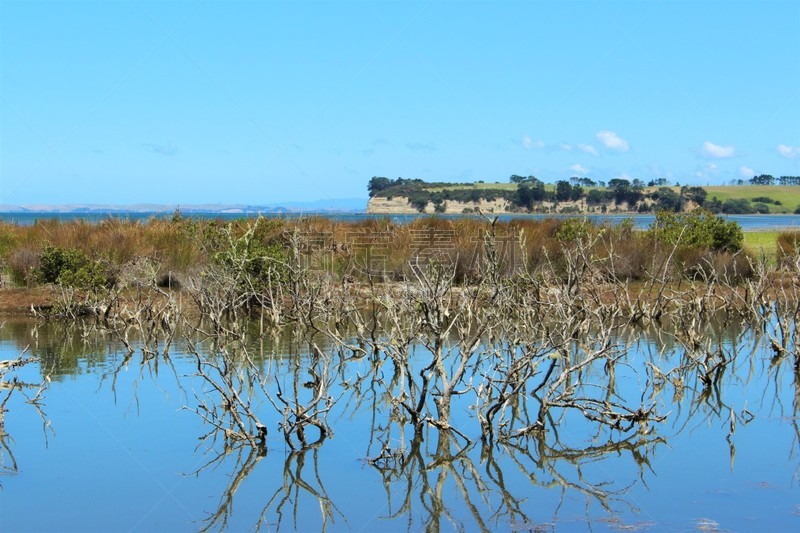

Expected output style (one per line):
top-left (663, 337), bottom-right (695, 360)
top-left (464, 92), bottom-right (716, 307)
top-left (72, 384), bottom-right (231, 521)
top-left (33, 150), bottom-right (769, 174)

top-left (0, 214), bottom-right (760, 293)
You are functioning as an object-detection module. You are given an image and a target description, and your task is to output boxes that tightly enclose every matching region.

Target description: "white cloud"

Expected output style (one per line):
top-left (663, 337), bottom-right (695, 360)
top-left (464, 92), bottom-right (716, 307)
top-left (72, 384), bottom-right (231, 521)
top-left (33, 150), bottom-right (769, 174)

top-left (694, 163), bottom-right (720, 179)
top-left (739, 166), bottom-right (755, 178)
top-left (700, 141), bottom-right (735, 159)
top-left (596, 130), bottom-right (630, 152)
top-left (522, 135), bottom-right (544, 149)
top-left (777, 144), bottom-right (800, 158)
top-left (570, 164), bottom-right (588, 175)
top-left (578, 144), bottom-right (598, 156)
top-left (559, 142), bottom-right (573, 152)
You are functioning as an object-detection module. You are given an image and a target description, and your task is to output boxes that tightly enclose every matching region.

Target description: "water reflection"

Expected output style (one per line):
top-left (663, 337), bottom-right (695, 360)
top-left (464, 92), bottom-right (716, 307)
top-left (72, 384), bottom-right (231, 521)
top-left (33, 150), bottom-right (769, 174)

top-left (0, 343), bottom-right (48, 481)
top-left (2, 314), bottom-right (800, 530)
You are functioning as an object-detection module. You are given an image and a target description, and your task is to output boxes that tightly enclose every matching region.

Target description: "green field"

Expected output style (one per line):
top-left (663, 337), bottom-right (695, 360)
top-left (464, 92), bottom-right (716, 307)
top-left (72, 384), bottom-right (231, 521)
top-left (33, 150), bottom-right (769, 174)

top-left (743, 231), bottom-right (779, 258)
top-left (644, 186), bottom-right (800, 213)
top-left (424, 183), bottom-right (800, 213)
top-left (703, 186), bottom-right (800, 213)
top-left (424, 182), bottom-right (519, 192)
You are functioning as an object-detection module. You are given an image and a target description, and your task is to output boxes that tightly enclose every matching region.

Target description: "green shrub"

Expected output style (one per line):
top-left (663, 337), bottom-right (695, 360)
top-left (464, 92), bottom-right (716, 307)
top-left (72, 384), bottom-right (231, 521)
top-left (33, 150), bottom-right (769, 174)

top-left (57, 260), bottom-right (111, 290)
top-left (647, 210), bottom-right (743, 253)
top-left (721, 198), bottom-right (754, 214)
top-left (651, 187), bottom-right (683, 212)
top-left (556, 218), bottom-right (592, 242)
top-left (751, 196), bottom-right (777, 205)
top-left (212, 218), bottom-right (289, 300)
top-left (37, 246), bottom-right (89, 284)
top-left (36, 245), bottom-right (111, 289)
top-left (408, 194), bottom-right (429, 212)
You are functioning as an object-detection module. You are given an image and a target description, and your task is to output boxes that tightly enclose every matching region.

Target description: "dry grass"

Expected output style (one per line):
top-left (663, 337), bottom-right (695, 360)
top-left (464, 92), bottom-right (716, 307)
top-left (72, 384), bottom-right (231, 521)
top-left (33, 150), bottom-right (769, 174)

top-left (0, 215), bottom-right (765, 315)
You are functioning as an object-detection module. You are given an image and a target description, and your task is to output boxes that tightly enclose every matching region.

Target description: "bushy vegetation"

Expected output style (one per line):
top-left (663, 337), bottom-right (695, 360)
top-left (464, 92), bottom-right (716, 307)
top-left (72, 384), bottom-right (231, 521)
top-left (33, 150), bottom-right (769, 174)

top-left (36, 245), bottom-right (112, 290)
top-left (647, 210), bottom-right (743, 253)
top-left (0, 212), bottom-right (762, 309)
top-left (369, 177), bottom-right (516, 212)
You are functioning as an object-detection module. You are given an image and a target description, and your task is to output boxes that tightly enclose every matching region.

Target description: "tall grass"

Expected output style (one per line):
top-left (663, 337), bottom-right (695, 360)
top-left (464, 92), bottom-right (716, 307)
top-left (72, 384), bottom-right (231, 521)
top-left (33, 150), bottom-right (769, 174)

top-left (777, 230), bottom-right (800, 268)
top-left (0, 215), bottom-right (760, 289)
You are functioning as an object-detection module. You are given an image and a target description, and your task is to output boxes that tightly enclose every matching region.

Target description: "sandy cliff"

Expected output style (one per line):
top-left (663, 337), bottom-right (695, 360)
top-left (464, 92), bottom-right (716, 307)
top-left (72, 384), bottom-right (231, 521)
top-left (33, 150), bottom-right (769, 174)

top-left (366, 197), bottom-right (512, 214)
top-left (365, 196), bottom-right (618, 215)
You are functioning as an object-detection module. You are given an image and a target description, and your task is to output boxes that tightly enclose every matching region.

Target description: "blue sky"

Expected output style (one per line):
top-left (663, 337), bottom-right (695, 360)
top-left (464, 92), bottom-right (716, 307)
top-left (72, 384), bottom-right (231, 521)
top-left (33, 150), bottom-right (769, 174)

top-left (2, 0), bottom-right (799, 206)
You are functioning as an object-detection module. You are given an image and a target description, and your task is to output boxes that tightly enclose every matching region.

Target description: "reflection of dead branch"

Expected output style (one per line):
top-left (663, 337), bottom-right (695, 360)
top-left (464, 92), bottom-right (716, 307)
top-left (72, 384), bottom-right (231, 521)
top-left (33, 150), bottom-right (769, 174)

top-left (267, 341), bottom-right (338, 450)
top-left (191, 426), bottom-right (343, 532)
top-left (258, 447), bottom-right (347, 532)
top-left (193, 443), bottom-right (266, 533)
top-left (0, 347), bottom-right (50, 479)
top-left (185, 341), bottom-right (268, 449)
top-left (185, 331), bottom-right (344, 451)
top-left (366, 423), bottom-right (663, 531)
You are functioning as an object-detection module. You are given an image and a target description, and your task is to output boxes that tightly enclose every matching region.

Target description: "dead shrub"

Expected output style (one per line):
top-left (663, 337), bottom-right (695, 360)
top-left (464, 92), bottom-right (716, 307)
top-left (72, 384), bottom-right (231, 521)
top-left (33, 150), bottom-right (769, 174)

top-left (508, 218), bottom-right (564, 272)
top-left (596, 227), bottom-right (653, 281)
top-left (674, 247), bottom-right (753, 283)
top-left (777, 231), bottom-right (800, 270)
top-left (7, 247), bottom-right (40, 286)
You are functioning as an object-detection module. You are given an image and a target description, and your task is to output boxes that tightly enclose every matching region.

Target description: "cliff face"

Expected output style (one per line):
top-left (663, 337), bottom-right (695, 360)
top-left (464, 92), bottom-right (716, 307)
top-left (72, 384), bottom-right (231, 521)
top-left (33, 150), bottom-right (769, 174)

top-left (366, 196), bottom-right (512, 214)
top-left (366, 196), bottom-right (665, 215)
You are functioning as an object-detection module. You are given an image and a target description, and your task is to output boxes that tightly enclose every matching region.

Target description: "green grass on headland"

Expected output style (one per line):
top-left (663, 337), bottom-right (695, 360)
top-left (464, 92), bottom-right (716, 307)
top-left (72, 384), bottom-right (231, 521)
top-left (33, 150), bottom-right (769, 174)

top-left (423, 182), bottom-right (518, 192)
top-left (703, 186), bottom-right (800, 213)
top-left (371, 175), bottom-right (800, 215)
top-left (423, 182), bottom-right (800, 213)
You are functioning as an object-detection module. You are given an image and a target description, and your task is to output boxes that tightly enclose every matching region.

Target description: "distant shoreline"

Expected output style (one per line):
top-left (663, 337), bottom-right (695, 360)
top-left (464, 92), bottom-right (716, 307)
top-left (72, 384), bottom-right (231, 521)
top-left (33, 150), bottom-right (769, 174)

top-left (2, 210), bottom-right (799, 232)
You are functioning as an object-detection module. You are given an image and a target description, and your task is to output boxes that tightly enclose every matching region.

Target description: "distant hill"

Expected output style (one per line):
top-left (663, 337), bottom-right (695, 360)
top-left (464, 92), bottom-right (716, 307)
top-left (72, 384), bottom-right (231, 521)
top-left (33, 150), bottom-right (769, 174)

top-left (0, 198), bottom-right (367, 214)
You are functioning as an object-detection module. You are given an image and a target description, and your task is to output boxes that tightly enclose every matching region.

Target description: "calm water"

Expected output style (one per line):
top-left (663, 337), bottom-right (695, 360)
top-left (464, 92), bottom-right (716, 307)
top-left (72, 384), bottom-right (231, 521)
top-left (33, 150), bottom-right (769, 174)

top-left (2, 211), bottom-right (800, 230)
top-left (1, 318), bottom-right (799, 532)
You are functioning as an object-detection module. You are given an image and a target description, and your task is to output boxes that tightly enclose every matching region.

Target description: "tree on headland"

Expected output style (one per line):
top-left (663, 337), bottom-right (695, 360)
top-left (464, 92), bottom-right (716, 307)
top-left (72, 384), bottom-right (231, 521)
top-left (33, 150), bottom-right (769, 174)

top-left (651, 187), bottom-right (683, 212)
top-left (607, 178), bottom-right (643, 205)
top-left (555, 180), bottom-right (572, 202)
top-left (680, 186), bottom-right (707, 206)
top-left (515, 179), bottom-right (547, 209)
top-left (555, 180), bottom-right (583, 202)
top-left (750, 174), bottom-right (775, 185)
top-left (368, 177), bottom-right (393, 197)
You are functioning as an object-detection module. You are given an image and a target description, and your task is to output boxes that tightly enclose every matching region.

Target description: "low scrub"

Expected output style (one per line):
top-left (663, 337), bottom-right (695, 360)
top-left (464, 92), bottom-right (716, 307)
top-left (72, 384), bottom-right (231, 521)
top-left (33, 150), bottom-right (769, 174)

top-left (777, 231), bottom-right (800, 269)
top-left (37, 245), bottom-right (114, 290)
top-left (0, 213), bottom-right (759, 298)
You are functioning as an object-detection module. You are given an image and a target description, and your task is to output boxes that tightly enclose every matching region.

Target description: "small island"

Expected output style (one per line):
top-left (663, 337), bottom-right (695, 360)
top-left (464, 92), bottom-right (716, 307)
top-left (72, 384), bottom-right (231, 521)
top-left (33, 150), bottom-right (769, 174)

top-left (366, 174), bottom-right (800, 215)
